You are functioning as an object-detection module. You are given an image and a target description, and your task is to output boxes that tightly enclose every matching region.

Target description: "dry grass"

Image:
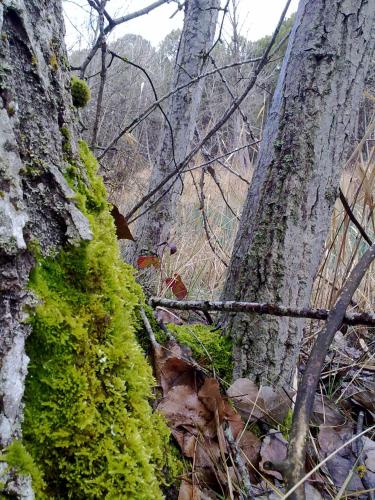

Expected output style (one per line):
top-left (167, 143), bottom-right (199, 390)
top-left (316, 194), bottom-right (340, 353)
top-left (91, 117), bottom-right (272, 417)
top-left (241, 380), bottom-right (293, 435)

top-left (112, 101), bottom-right (374, 313)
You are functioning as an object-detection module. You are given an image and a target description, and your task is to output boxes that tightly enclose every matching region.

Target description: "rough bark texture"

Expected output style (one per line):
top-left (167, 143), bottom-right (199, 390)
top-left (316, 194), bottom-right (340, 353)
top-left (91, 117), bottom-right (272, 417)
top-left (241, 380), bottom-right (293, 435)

top-left (127, 0), bottom-right (219, 277)
top-left (222, 0), bottom-right (375, 387)
top-left (0, 1), bottom-right (91, 496)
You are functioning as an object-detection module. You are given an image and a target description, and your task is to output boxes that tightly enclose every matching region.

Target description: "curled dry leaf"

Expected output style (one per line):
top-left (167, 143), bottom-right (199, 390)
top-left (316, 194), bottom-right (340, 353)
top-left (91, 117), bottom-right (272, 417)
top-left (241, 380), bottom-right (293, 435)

top-left (137, 255), bottom-right (160, 269)
top-left (155, 306), bottom-right (183, 325)
top-left (259, 430), bottom-right (288, 480)
top-left (110, 204), bottom-right (135, 240)
top-left (165, 273), bottom-right (188, 299)
top-left (198, 378), bottom-right (225, 423)
top-left (178, 480), bottom-right (202, 500)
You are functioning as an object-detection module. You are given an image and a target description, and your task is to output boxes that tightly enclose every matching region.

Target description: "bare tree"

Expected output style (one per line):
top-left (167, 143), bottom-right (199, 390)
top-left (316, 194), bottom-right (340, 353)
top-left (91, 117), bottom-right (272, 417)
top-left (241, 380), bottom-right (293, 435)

top-left (126, 0), bottom-right (220, 276)
top-left (221, 0), bottom-right (375, 387)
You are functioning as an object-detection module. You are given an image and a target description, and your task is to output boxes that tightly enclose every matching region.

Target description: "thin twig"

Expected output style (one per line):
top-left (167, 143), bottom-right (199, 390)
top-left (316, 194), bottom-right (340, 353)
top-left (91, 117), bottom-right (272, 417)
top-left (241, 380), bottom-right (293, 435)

top-left (339, 188), bottom-right (373, 245)
top-left (224, 424), bottom-right (255, 499)
top-left (124, 0), bottom-right (292, 221)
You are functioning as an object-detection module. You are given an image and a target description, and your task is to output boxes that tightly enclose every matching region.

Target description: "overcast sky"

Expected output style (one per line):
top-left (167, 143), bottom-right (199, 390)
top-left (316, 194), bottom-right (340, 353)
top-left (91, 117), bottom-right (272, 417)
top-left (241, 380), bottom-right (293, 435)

top-left (63, 0), bottom-right (299, 52)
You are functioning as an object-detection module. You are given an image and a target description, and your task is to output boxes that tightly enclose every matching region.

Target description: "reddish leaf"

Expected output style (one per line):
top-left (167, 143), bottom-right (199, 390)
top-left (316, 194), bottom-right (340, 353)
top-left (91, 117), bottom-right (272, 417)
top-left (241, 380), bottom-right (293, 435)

top-left (137, 255), bottom-right (160, 269)
top-left (110, 205), bottom-right (134, 240)
top-left (165, 273), bottom-right (188, 299)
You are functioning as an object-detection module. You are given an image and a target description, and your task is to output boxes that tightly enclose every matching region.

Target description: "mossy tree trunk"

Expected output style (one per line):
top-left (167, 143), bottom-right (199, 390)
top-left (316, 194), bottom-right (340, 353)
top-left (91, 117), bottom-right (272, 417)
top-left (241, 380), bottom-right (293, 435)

top-left (0, 0), bottom-right (92, 495)
top-left (0, 2), bottom-right (172, 498)
top-left (127, 0), bottom-right (219, 286)
top-left (222, 0), bottom-right (375, 388)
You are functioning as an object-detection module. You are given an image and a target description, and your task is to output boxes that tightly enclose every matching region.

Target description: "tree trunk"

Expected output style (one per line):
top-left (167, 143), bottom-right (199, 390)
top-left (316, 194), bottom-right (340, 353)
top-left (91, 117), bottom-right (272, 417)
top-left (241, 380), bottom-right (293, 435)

top-left (127, 0), bottom-right (219, 279)
top-left (222, 0), bottom-right (375, 387)
top-left (0, 0), bottom-right (92, 495)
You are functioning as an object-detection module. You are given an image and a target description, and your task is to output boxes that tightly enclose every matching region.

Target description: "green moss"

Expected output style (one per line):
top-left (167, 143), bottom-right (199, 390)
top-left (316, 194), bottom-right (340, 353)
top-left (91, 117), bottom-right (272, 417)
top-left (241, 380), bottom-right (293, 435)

top-left (0, 440), bottom-right (45, 494)
top-left (167, 324), bottom-right (233, 383)
top-left (22, 141), bottom-right (178, 499)
top-left (70, 76), bottom-right (91, 108)
top-left (60, 126), bottom-right (72, 156)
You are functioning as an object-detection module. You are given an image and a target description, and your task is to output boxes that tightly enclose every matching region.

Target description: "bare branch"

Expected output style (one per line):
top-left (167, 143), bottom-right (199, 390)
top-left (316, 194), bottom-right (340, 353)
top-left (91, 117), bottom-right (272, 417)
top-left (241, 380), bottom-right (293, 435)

top-left (148, 297), bottom-right (375, 327)
top-left (125, 0), bottom-right (293, 221)
top-left (286, 241), bottom-right (375, 499)
top-left (79, 0), bottom-right (171, 77)
top-left (339, 187), bottom-right (373, 245)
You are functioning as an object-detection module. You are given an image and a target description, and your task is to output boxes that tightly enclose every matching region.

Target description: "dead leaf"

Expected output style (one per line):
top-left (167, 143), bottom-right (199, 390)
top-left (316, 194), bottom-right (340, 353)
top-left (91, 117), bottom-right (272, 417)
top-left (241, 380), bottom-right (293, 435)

top-left (178, 480), bottom-right (202, 500)
top-left (312, 395), bottom-right (346, 426)
top-left (155, 307), bottom-right (183, 325)
top-left (362, 437), bottom-right (375, 487)
top-left (110, 205), bottom-right (134, 240)
top-left (166, 273), bottom-right (188, 299)
top-left (137, 255), bottom-right (160, 269)
top-left (224, 402), bottom-right (244, 439)
top-left (259, 430), bottom-right (288, 480)
top-left (318, 424), bottom-right (364, 490)
top-left (350, 381), bottom-right (375, 415)
top-left (158, 384), bottom-right (212, 431)
top-left (198, 378), bottom-right (225, 423)
top-left (258, 385), bottom-right (293, 425)
top-left (227, 378), bottom-right (264, 421)
top-left (238, 430), bottom-right (261, 466)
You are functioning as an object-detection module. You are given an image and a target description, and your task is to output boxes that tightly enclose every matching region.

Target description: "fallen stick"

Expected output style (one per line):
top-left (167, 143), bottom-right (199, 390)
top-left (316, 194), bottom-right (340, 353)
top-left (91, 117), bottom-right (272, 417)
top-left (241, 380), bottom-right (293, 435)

top-left (149, 298), bottom-right (375, 327)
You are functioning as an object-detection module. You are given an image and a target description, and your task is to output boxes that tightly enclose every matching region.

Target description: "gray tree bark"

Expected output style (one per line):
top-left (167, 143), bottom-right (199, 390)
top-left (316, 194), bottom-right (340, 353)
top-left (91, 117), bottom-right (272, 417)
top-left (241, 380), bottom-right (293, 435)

top-left (127, 0), bottom-right (219, 275)
top-left (222, 0), bottom-right (375, 387)
top-left (0, 1), bottom-right (91, 496)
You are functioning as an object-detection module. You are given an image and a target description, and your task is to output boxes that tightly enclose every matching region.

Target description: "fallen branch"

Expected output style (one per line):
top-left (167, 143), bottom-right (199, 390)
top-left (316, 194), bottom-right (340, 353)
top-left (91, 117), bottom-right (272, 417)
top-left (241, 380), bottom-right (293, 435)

top-left (149, 298), bottom-right (375, 327)
top-left (285, 241), bottom-right (375, 499)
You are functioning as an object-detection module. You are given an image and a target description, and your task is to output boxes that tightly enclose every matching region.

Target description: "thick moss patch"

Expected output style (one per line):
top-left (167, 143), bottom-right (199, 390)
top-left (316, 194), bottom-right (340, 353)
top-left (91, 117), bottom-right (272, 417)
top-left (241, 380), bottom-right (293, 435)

top-left (23, 142), bottom-right (174, 499)
top-left (167, 323), bottom-right (233, 383)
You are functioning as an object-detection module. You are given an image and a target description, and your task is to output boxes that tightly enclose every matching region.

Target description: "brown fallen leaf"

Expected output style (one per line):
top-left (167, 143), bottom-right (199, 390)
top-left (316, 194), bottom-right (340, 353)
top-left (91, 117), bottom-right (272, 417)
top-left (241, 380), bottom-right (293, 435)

top-left (258, 385), bottom-right (293, 425)
top-left (198, 378), bottom-right (225, 424)
top-left (350, 381), bottom-right (375, 415)
top-left (362, 437), bottom-right (375, 488)
top-left (110, 204), bottom-right (135, 240)
top-left (227, 378), bottom-right (292, 425)
top-left (318, 424), bottom-right (364, 491)
top-left (178, 480), bottom-right (202, 500)
top-left (238, 430), bottom-right (261, 468)
top-left (227, 378), bottom-right (264, 421)
top-left (152, 340), bottom-right (197, 394)
top-left (312, 395), bottom-right (346, 426)
top-left (259, 430), bottom-right (288, 480)
top-left (155, 306), bottom-right (183, 325)
top-left (158, 384), bottom-right (212, 431)
top-left (137, 255), bottom-right (160, 269)
top-left (166, 273), bottom-right (188, 299)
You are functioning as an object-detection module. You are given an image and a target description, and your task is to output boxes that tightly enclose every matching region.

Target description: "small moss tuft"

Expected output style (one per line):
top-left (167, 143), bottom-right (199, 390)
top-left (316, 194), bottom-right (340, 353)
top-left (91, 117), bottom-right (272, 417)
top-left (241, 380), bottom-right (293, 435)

top-left (0, 440), bottom-right (45, 494)
top-left (168, 323), bottom-right (233, 383)
top-left (70, 76), bottom-right (91, 108)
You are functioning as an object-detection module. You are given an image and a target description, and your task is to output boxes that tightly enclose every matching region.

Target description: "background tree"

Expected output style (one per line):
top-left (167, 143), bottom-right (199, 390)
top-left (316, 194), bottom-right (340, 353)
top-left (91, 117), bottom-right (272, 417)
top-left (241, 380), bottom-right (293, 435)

top-left (0, 1), bottom-right (172, 497)
top-left (221, 0), bottom-right (375, 387)
top-left (125, 0), bottom-right (220, 278)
